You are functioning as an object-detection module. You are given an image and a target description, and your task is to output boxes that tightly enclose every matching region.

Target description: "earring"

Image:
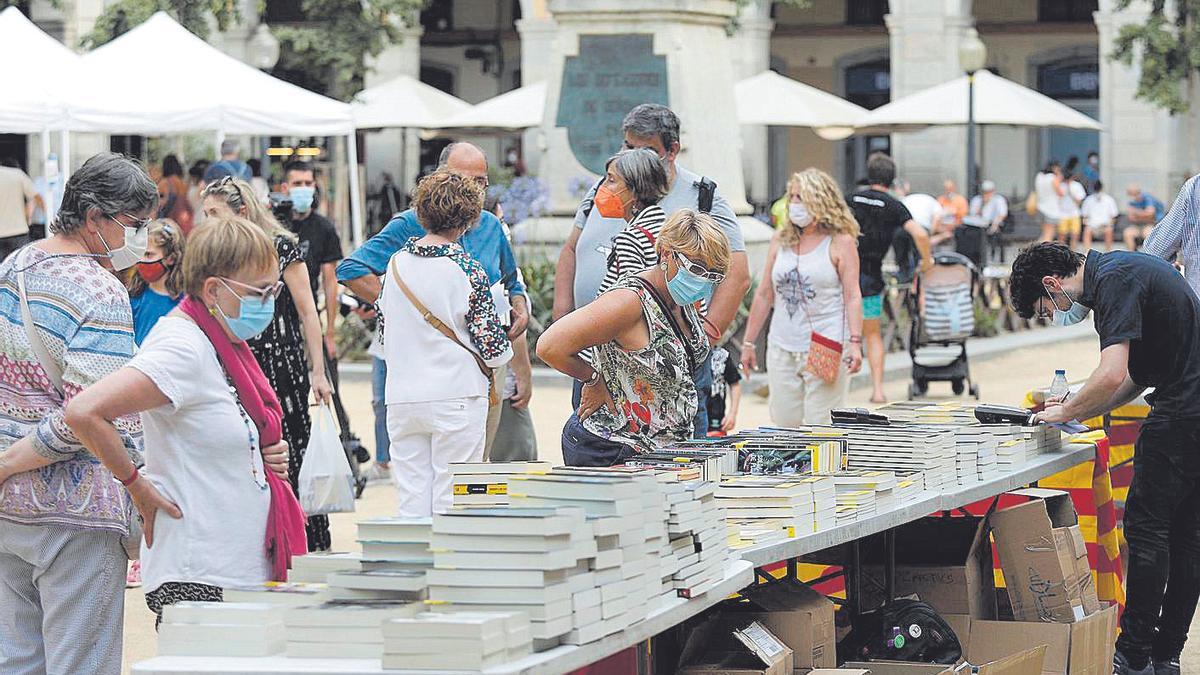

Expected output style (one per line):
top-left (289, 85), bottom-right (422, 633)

top-left (209, 305), bottom-right (217, 317)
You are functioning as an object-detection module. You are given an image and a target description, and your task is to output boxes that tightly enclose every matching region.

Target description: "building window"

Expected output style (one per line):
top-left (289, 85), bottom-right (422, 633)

top-left (422, 1), bottom-right (453, 32)
top-left (847, 0), bottom-right (888, 26)
top-left (263, 0), bottom-right (304, 24)
top-left (1038, 0), bottom-right (1098, 22)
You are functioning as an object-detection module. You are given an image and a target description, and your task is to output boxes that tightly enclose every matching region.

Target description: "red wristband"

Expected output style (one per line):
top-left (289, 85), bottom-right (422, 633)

top-left (118, 466), bottom-right (140, 487)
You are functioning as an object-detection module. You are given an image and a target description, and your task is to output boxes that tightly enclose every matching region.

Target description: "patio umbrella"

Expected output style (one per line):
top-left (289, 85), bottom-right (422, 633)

top-left (352, 75), bottom-right (472, 130)
top-left (437, 81), bottom-right (547, 133)
top-left (734, 70), bottom-right (868, 140)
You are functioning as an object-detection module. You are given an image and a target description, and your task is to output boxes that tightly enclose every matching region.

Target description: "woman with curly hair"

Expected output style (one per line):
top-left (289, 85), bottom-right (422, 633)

top-left (741, 168), bottom-right (864, 426)
top-left (129, 219), bottom-right (186, 346)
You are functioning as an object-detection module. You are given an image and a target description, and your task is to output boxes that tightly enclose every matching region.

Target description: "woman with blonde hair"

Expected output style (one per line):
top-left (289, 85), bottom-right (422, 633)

top-left (201, 176), bottom-right (333, 550)
top-left (741, 168), bottom-right (864, 426)
top-left (539, 209), bottom-right (728, 465)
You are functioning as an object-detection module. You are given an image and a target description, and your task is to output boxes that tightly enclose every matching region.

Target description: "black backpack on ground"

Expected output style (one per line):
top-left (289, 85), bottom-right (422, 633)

top-left (838, 599), bottom-right (962, 664)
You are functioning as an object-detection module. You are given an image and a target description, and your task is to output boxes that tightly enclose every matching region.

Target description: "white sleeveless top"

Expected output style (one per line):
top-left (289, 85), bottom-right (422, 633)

top-left (768, 236), bottom-right (848, 353)
top-left (1035, 172), bottom-right (1061, 221)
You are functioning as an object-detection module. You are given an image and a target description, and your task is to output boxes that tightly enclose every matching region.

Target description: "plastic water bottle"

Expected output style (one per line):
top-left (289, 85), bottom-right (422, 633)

top-left (1049, 369), bottom-right (1069, 402)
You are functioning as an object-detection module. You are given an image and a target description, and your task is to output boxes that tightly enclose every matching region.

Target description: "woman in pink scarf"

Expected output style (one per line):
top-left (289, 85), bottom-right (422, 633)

top-left (65, 216), bottom-right (301, 626)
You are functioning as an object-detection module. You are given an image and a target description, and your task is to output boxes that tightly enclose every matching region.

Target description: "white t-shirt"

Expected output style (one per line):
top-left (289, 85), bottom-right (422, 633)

top-left (1034, 172), bottom-right (1062, 221)
top-left (1081, 193), bottom-right (1120, 229)
top-left (128, 317), bottom-right (271, 594)
top-left (901, 193), bottom-right (942, 234)
top-left (1059, 180), bottom-right (1085, 218)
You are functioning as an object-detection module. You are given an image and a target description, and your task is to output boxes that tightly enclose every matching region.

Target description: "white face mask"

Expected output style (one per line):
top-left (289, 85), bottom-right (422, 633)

top-left (789, 202), bottom-right (812, 229)
top-left (99, 219), bottom-right (149, 271)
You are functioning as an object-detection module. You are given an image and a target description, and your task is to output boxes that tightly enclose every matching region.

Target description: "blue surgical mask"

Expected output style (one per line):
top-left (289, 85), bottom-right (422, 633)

top-left (1044, 283), bottom-right (1090, 327)
top-left (289, 186), bottom-right (315, 213)
top-left (666, 263), bottom-right (717, 306)
top-left (217, 280), bottom-right (276, 341)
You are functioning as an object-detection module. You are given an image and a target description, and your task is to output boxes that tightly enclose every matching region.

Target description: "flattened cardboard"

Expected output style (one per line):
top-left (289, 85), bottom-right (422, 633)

top-left (732, 580), bottom-right (837, 670)
top-left (843, 645), bottom-right (1045, 675)
top-left (989, 489), bottom-right (1087, 623)
top-left (966, 605), bottom-right (1117, 675)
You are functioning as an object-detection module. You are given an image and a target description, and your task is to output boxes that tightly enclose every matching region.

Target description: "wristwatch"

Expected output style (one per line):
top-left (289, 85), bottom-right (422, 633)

top-left (584, 370), bottom-right (601, 387)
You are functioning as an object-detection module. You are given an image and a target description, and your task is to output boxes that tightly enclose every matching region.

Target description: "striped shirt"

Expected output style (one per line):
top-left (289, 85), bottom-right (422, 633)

top-left (0, 247), bottom-right (141, 534)
top-left (1143, 175), bottom-right (1200, 296)
top-left (597, 204), bottom-right (667, 297)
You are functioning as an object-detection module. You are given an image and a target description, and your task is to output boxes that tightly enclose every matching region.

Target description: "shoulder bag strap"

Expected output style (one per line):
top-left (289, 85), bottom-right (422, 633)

top-left (389, 258), bottom-right (497, 398)
top-left (696, 177), bottom-right (717, 213)
top-left (630, 276), bottom-right (698, 370)
top-left (16, 247), bottom-right (64, 397)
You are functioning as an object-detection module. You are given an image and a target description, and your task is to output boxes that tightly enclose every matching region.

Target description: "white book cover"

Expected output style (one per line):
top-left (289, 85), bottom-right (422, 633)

top-left (161, 601), bottom-right (282, 626)
top-left (286, 603), bottom-right (422, 628)
top-left (429, 582), bottom-right (570, 605)
top-left (426, 567), bottom-right (568, 588)
top-left (327, 569), bottom-right (427, 592)
top-left (429, 531), bottom-right (573, 553)
top-left (425, 598), bottom-right (569, 622)
top-left (356, 517), bottom-right (432, 543)
top-left (432, 508), bottom-right (580, 537)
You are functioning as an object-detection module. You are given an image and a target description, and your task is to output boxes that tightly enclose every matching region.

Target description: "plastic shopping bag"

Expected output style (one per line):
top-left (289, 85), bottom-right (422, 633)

top-left (297, 404), bottom-right (357, 515)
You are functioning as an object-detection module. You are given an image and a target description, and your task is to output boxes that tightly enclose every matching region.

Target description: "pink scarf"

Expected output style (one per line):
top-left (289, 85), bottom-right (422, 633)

top-left (180, 296), bottom-right (308, 581)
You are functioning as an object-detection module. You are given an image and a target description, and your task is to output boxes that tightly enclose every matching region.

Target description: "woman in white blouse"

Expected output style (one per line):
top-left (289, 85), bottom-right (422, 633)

top-left (379, 170), bottom-right (512, 517)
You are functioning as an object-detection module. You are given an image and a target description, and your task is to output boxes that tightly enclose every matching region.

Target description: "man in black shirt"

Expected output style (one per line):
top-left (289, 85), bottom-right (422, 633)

top-left (282, 160), bottom-right (344, 359)
top-left (1012, 242), bottom-right (1200, 675)
top-left (848, 153), bottom-right (932, 403)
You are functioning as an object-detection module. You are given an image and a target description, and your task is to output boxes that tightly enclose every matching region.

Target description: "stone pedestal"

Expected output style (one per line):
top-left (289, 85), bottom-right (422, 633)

top-left (885, 0), bottom-right (973, 193)
top-left (730, 0), bottom-right (775, 206)
top-left (363, 22), bottom-right (424, 199)
top-left (516, 16), bottom-right (559, 177)
top-left (537, 0), bottom-right (750, 215)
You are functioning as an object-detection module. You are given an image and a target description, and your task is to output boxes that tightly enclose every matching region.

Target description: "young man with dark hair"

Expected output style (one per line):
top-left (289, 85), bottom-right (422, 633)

top-left (847, 152), bottom-right (932, 403)
top-left (1011, 242), bottom-right (1200, 675)
top-left (281, 160), bottom-right (343, 360)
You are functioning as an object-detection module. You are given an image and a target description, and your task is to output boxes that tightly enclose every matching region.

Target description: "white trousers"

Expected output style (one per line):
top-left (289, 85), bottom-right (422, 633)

top-left (766, 344), bottom-right (849, 427)
top-left (387, 397), bottom-right (488, 517)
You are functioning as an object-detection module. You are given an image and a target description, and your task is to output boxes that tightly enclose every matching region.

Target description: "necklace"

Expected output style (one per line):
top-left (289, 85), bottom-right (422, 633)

top-left (224, 378), bottom-right (270, 491)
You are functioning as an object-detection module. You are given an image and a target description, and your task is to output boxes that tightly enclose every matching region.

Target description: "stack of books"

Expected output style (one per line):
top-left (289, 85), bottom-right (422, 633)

top-left (284, 603), bottom-right (422, 659)
top-left (630, 447), bottom-right (737, 482)
top-left (357, 517), bottom-right (434, 571)
top-left (1027, 425), bottom-right (1063, 454)
top-left (157, 602), bottom-right (284, 657)
top-left (894, 474), bottom-right (926, 503)
top-left (834, 488), bottom-right (876, 524)
top-left (716, 475), bottom-right (816, 536)
top-left (325, 568), bottom-right (427, 604)
top-left (805, 475), bottom-right (837, 532)
top-left (667, 481), bottom-right (730, 599)
top-left (427, 507), bottom-right (589, 650)
top-left (449, 461), bottom-right (552, 507)
top-left (382, 612), bottom-right (530, 671)
top-left (832, 470), bottom-right (897, 513)
top-left (288, 552), bottom-right (362, 584)
top-left (224, 581), bottom-right (328, 607)
top-left (725, 523), bottom-right (788, 550)
top-left (825, 424), bottom-right (957, 489)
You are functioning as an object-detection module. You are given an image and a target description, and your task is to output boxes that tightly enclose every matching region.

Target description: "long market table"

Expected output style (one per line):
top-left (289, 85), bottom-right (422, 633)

top-left (132, 444), bottom-right (1095, 675)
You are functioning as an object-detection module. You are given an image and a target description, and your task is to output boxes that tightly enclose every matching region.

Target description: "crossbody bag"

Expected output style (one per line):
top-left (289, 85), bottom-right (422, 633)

top-left (389, 258), bottom-right (500, 406)
top-left (795, 247), bottom-right (844, 384)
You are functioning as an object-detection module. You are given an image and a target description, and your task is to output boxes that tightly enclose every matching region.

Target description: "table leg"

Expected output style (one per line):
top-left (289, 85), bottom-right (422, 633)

top-left (884, 529), bottom-right (896, 603)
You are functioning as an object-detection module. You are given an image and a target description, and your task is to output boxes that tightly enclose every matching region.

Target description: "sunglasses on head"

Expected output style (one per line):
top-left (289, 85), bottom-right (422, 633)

top-left (219, 277), bottom-right (284, 301)
top-left (675, 252), bottom-right (725, 284)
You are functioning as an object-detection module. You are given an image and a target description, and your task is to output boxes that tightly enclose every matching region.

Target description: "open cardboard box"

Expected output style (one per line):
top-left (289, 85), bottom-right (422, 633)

top-left (680, 618), bottom-right (795, 675)
top-left (964, 604), bottom-right (1117, 675)
top-left (727, 579), bottom-right (837, 671)
top-left (842, 643), bottom-right (1046, 675)
top-left (990, 488), bottom-right (1101, 623)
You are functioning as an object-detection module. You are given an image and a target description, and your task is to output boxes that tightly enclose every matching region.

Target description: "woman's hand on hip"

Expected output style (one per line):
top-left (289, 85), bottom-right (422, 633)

top-left (578, 377), bottom-right (619, 421)
top-left (844, 343), bottom-right (864, 375)
top-left (261, 441), bottom-right (290, 480)
top-left (128, 477), bottom-right (182, 549)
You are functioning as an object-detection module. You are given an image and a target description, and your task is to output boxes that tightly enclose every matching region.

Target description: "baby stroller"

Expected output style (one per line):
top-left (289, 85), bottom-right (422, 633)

top-left (907, 251), bottom-right (980, 400)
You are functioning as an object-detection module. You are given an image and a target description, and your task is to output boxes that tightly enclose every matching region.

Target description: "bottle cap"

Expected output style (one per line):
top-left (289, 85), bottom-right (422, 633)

top-left (1055, 370), bottom-right (1065, 375)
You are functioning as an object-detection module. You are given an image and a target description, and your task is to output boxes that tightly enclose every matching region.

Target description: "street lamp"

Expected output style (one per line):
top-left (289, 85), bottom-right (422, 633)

top-left (959, 28), bottom-right (987, 198)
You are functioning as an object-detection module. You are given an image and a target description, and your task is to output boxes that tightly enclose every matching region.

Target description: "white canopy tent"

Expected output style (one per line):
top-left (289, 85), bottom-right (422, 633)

top-left (734, 70), bottom-right (867, 140)
top-left (61, 12), bottom-right (366, 244)
top-left (352, 75), bottom-right (471, 130)
top-left (437, 81), bottom-right (547, 133)
top-left (856, 70), bottom-right (1103, 132)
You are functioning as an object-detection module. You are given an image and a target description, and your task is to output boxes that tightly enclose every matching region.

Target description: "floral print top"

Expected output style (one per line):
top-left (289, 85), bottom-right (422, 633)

top-left (583, 275), bottom-right (709, 452)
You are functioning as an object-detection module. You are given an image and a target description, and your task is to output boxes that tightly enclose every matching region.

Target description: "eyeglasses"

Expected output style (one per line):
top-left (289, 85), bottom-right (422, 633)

top-left (108, 213), bottom-right (152, 230)
top-left (675, 252), bottom-right (725, 284)
top-left (220, 277), bottom-right (284, 301)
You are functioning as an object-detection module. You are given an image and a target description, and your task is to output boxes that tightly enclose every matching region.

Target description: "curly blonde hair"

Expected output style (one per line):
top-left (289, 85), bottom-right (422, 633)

top-left (780, 168), bottom-right (860, 245)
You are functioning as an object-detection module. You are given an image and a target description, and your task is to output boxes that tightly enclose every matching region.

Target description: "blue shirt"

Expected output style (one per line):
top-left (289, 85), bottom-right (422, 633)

top-left (336, 209), bottom-right (525, 298)
top-left (130, 288), bottom-right (181, 345)
top-left (1129, 193), bottom-right (1165, 221)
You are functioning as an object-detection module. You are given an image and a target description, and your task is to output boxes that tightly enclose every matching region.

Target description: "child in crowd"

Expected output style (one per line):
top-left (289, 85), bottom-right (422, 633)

top-left (706, 344), bottom-right (742, 436)
top-left (129, 220), bottom-right (186, 346)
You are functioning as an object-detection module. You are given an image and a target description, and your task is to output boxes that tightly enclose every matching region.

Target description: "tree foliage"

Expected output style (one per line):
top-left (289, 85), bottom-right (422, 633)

top-left (78, 0), bottom-right (241, 49)
top-left (1111, 0), bottom-right (1200, 114)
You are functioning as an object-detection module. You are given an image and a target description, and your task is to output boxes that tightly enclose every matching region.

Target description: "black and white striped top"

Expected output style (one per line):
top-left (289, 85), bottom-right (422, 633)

top-left (597, 204), bottom-right (667, 297)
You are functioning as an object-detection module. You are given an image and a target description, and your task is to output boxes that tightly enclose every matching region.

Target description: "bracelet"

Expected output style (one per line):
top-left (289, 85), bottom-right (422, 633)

top-left (584, 370), bottom-right (601, 387)
top-left (848, 335), bottom-right (863, 344)
top-left (743, 341), bottom-right (756, 349)
top-left (117, 466), bottom-right (140, 487)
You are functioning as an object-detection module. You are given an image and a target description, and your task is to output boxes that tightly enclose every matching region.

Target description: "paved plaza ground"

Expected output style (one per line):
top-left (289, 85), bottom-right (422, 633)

top-left (119, 334), bottom-right (1200, 672)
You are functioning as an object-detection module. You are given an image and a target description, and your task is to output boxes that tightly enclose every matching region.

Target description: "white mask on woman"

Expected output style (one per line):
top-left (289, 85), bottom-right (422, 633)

top-left (789, 202), bottom-right (812, 229)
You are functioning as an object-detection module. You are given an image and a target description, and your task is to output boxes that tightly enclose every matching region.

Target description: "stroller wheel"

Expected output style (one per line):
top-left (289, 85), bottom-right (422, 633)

top-left (970, 384), bottom-right (981, 400)
top-left (952, 379), bottom-right (965, 396)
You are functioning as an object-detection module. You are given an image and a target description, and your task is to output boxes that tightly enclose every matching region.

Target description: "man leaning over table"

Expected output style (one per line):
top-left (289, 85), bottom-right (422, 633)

top-left (1010, 242), bottom-right (1200, 675)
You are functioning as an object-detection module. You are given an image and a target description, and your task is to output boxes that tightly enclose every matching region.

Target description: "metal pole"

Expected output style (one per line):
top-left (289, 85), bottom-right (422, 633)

top-left (966, 72), bottom-right (977, 199)
top-left (346, 132), bottom-right (364, 248)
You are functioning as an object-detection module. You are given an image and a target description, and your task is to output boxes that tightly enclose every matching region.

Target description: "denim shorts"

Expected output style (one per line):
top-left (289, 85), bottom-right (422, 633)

top-left (561, 413), bottom-right (636, 467)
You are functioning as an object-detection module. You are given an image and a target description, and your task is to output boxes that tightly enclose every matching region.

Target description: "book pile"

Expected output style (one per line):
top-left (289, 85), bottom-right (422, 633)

top-left (834, 486), bottom-right (876, 524)
top-left (224, 581), bottom-right (328, 607)
top-left (624, 456), bottom-right (703, 481)
top-left (666, 481), bottom-right (730, 599)
top-left (357, 517), bottom-right (433, 571)
top-left (428, 507), bottom-right (591, 650)
top-left (806, 475), bottom-right (837, 532)
top-left (725, 523), bottom-right (788, 550)
top-left (632, 446), bottom-right (739, 482)
top-left (382, 611), bottom-right (531, 671)
top-left (833, 470), bottom-right (898, 513)
top-left (719, 429), bottom-right (848, 475)
top-left (894, 473), bottom-right (925, 503)
top-left (325, 568), bottom-right (427, 604)
top-left (716, 476), bottom-right (816, 536)
top-left (1026, 425), bottom-right (1063, 454)
top-left (288, 552), bottom-right (362, 583)
top-left (158, 602), bottom-right (284, 657)
top-left (284, 603), bottom-right (422, 659)
top-left (824, 424), bottom-right (957, 489)
top-left (449, 460), bottom-right (552, 507)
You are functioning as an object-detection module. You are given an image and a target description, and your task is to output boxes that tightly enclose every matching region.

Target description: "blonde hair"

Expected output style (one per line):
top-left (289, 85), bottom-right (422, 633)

top-left (201, 176), bottom-right (294, 242)
top-left (780, 168), bottom-right (861, 245)
top-left (182, 216), bottom-right (279, 297)
top-left (128, 219), bottom-right (186, 299)
top-left (655, 209), bottom-right (731, 275)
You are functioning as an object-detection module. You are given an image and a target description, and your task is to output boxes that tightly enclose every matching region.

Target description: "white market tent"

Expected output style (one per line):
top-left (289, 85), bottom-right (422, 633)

top-left (0, 7), bottom-right (78, 133)
top-left (352, 74), bottom-right (472, 130)
top-left (438, 81), bottom-right (547, 132)
top-left (61, 12), bottom-right (366, 243)
top-left (734, 70), bottom-right (867, 140)
top-left (856, 69), bottom-right (1103, 132)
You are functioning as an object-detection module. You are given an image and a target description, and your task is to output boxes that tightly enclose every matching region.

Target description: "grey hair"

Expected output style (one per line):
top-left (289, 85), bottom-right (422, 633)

top-left (52, 153), bottom-right (158, 235)
top-left (607, 148), bottom-right (669, 209)
top-left (621, 104), bottom-right (680, 150)
top-left (220, 139), bottom-right (239, 156)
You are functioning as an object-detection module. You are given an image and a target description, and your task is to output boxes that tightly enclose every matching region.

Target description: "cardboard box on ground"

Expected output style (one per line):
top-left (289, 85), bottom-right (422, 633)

top-left (680, 618), bottom-right (794, 675)
top-left (989, 488), bottom-right (1102, 623)
top-left (724, 579), bottom-right (837, 671)
top-left (841, 643), bottom-right (1046, 674)
top-left (952, 606), bottom-right (1117, 675)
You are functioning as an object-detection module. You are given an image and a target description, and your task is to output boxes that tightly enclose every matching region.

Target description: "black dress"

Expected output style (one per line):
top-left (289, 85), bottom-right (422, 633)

top-left (248, 235), bottom-right (331, 551)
